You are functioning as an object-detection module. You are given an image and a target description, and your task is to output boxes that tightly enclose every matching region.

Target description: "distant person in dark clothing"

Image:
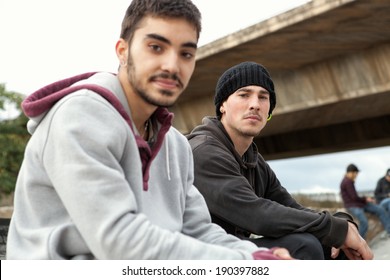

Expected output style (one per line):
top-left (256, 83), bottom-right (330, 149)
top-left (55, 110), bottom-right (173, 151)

top-left (374, 168), bottom-right (390, 213)
top-left (340, 164), bottom-right (390, 239)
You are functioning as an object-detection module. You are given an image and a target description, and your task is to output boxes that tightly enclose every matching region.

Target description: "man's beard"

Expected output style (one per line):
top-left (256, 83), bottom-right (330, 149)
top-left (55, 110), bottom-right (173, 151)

top-left (126, 56), bottom-right (182, 108)
top-left (240, 128), bottom-right (261, 138)
top-left (237, 122), bottom-right (263, 138)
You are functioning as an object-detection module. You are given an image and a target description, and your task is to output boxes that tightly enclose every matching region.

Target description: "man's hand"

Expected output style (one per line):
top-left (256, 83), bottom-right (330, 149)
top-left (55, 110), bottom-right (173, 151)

top-left (252, 247), bottom-right (294, 260)
top-left (339, 222), bottom-right (373, 260)
top-left (273, 247), bottom-right (295, 260)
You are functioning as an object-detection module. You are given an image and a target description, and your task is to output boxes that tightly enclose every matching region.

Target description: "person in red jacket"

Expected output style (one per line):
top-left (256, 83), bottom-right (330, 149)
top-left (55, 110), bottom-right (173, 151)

top-left (340, 163), bottom-right (390, 239)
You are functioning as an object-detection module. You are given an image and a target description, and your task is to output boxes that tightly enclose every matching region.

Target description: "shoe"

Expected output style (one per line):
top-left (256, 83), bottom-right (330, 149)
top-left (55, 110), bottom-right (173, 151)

top-left (380, 231), bottom-right (390, 239)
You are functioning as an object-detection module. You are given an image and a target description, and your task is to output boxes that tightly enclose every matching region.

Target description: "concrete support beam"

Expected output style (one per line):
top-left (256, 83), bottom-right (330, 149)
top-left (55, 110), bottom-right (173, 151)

top-left (171, 0), bottom-right (390, 159)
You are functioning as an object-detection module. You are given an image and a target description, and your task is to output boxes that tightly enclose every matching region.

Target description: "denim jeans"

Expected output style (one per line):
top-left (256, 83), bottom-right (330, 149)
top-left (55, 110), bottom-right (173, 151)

top-left (348, 202), bottom-right (390, 238)
top-left (379, 197), bottom-right (390, 213)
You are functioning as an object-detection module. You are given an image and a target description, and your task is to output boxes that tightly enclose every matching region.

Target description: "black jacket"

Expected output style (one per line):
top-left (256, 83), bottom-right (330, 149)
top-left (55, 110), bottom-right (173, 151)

top-left (187, 116), bottom-right (352, 248)
top-left (374, 176), bottom-right (390, 203)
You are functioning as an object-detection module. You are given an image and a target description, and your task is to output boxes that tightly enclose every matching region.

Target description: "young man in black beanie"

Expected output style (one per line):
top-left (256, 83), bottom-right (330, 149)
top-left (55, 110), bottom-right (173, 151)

top-left (187, 61), bottom-right (373, 260)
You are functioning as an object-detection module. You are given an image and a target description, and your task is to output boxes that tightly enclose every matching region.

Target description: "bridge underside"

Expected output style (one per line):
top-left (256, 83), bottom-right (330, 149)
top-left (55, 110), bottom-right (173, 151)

top-left (171, 0), bottom-right (390, 160)
top-left (256, 99), bottom-right (390, 160)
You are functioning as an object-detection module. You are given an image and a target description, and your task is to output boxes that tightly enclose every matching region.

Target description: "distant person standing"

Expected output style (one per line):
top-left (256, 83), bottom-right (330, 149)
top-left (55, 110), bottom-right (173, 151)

top-left (374, 168), bottom-right (390, 213)
top-left (340, 164), bottom-right (390, 239)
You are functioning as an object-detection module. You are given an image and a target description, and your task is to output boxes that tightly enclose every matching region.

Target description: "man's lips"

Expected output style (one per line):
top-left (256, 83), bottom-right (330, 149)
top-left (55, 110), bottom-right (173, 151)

top-left (154, 78), bottom-right (180, 90)
top-left (151, 73), bottom-right (183, 90)
top-left (244, 114), bottom-right (261, 121)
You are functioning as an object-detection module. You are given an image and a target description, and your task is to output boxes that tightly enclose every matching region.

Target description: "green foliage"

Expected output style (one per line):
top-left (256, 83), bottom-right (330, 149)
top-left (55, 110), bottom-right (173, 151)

top-left (0, 84), bottom-right (23, 108)
top-left (0, 84), bottom-right (29, 195)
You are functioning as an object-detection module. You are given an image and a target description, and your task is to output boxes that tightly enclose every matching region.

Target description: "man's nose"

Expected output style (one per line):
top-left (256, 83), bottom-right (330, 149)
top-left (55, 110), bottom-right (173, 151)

top-left (161, 51), bottom-right (180, 74)
top-left (249, 96), bottom-right (261, 110)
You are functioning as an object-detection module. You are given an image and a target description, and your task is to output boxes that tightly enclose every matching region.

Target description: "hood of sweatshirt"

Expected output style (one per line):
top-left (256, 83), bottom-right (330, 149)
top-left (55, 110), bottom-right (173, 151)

top-left (23, 72), bottom-right (122, 132)
top-left (22, 72), bottom-right (173, 191)
top-left (186, 116), bottom-right (258, 170)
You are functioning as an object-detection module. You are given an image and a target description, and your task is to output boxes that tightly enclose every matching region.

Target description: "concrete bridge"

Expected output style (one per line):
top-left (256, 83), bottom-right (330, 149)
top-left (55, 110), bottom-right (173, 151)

top-left (171, 0), bottom-right (390, 160)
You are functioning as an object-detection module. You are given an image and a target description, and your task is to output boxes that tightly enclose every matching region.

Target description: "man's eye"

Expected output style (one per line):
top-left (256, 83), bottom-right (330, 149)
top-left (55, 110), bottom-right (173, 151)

top-left (150, 44), bottom-right (162, 52)
top-left (182, 51), bottom-right (194, 59)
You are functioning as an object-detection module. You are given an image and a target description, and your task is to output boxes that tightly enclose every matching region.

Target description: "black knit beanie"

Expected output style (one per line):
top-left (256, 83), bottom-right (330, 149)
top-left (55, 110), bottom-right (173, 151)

top-left (214, 61), bottom-right (276, 118)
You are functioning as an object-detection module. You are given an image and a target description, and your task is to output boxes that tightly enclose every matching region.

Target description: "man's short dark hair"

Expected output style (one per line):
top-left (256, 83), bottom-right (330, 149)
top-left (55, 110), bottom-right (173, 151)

top-left (346, 164), bottom-right (360, 173)
top-left (120, 0), bottom-right (202, 44)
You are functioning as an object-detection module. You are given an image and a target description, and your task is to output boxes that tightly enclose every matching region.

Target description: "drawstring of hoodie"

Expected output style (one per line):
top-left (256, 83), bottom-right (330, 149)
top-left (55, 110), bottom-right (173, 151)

top-left (139, 108), bottom-right (173, 191)
top-left (165, 139), bottom-right (171, 181)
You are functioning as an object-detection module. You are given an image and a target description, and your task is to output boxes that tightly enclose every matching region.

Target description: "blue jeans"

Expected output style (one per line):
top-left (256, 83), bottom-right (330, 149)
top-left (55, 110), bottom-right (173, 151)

top-left (348, 202), bottom-right (390, 238)
top-left (379, 198), bottom-right (390, 213)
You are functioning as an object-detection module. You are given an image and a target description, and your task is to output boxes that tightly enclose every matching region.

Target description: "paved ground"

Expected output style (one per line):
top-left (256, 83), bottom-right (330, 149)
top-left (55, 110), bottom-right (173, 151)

top-left (370, 231), bottom-right (390, 260)
top-left (1, 214), bottom-right (388, 260)
top-left (2, 235), bottom-right (388, 260)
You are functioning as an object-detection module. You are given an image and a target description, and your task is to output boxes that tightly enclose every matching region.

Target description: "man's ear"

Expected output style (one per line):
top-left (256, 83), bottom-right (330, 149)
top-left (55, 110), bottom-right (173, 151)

top-left (115, 38), bottom-right (128, 66)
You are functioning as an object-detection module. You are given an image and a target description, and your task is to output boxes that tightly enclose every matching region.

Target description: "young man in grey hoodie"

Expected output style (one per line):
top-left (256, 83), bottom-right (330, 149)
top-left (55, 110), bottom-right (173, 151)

top-left (6, 0), bottom-right (292, 260)
top-left (187, 61), bottom-right (373, 260)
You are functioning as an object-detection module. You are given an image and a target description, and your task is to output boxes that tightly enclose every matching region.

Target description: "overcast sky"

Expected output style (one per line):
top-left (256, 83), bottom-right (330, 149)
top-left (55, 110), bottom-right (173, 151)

top-left (268, 146), bottom-right (390, 194)
top-left (1, 0), bottom-right (389, 194)
top-left (0, 0), bottom-right (312, 94)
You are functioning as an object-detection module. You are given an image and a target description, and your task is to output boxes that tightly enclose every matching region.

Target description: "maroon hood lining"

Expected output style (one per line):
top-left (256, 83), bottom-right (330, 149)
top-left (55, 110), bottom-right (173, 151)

top-left (22, 72), bottom-right (173, 191)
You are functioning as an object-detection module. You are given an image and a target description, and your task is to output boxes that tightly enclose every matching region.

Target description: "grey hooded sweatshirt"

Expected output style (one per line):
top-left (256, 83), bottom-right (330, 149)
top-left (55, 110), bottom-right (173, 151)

top-left (6, 72), bottom-right (265, 260)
